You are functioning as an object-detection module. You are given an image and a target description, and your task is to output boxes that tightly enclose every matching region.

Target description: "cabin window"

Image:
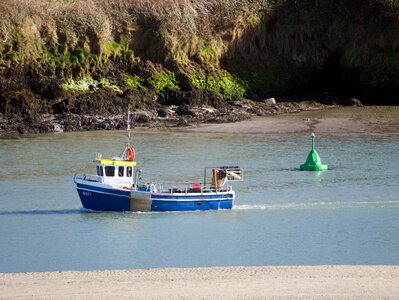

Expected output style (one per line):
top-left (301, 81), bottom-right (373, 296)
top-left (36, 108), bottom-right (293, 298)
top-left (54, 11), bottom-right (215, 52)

top-left (127, 167), bottom-right (132, 177)
top-left (118, 166), bottom-right (124, 177)
top-left (105, 166), bottom-right (115, 177)
top-left (96, 166), bottom-right (104, 176)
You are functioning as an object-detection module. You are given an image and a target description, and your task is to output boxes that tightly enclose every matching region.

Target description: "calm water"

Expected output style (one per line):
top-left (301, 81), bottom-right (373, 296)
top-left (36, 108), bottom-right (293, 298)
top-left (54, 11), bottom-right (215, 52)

top-left (0, 130), bottom-right (399, 272)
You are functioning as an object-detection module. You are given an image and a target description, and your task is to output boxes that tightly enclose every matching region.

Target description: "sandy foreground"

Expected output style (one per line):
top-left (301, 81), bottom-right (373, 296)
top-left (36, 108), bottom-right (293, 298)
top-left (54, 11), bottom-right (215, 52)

top-left (183, 106), bottom-right (399, 135)
top-left (1, 266), bottom-right (399, 299)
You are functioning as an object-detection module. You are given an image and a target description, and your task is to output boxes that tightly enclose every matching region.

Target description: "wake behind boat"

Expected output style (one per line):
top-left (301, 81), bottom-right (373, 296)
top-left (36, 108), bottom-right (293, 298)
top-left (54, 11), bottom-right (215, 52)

top-left (73, 110), bottom-right (243, 212)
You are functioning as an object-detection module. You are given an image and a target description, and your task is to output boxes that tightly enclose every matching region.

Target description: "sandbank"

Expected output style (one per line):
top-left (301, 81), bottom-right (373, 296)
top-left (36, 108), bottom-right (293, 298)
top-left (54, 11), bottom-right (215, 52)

top-left (1, 266), bottom-right (398, 299)
top-left (183, 106), bottom-right (399, 136)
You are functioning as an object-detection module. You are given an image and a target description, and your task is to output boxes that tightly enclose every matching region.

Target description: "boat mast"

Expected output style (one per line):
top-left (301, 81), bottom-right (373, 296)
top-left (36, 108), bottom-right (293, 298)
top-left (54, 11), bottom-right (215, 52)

top-left (127, 104), bottom-right (131, 147)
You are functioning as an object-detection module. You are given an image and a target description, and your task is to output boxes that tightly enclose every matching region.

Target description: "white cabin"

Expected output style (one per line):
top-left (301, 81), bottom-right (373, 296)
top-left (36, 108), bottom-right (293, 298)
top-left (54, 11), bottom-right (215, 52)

top-left (95, 157), bottom-right (137, 187)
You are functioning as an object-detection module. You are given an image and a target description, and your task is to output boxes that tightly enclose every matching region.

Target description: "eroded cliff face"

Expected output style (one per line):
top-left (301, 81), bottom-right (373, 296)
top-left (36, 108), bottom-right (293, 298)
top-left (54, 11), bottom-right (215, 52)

top-left (0, 0), bottom-right (398, 135)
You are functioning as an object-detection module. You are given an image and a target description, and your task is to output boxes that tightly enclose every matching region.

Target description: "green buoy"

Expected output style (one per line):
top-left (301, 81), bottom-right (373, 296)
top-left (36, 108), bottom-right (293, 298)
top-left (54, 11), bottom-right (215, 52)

top-left (300, 133), bottom-right (328, 171)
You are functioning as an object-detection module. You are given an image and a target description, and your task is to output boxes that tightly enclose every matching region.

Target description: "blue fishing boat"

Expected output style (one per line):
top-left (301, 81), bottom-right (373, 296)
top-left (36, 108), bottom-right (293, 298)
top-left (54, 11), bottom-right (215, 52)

top-left (73, 110), bottom-right (243, 212)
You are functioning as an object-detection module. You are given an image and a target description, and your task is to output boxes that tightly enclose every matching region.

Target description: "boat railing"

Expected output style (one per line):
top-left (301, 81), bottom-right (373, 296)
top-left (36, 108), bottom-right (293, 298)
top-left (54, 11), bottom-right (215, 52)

top-left (156, 182), bottom-right (232, 194)
top-left (74, 173), bottom-right (101, 183)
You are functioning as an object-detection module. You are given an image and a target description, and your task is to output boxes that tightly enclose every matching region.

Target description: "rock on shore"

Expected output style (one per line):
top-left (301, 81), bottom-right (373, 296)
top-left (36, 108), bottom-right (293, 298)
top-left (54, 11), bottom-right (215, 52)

top-left (1, 87), bottom-right (365, 138)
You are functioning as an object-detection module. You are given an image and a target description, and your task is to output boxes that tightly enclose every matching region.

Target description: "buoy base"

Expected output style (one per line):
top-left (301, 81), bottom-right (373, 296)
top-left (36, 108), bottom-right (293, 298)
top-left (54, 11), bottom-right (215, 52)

top-left (300, 164), bottom-right (328, 171)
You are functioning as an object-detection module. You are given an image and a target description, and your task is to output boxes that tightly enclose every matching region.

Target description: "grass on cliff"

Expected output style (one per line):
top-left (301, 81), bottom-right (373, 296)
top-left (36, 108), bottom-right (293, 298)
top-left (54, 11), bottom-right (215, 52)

top-left (1, 0), bottom-right (398, 100)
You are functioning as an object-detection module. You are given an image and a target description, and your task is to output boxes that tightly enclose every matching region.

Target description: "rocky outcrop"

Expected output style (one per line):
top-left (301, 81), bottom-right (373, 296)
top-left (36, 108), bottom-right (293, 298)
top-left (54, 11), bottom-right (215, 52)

top-left (1, 85), bottom-right (366, 138)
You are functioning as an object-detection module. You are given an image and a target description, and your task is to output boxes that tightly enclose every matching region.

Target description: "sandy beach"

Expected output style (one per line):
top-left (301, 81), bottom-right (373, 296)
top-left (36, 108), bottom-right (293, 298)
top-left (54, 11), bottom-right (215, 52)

top-left (184, 106), bottom-right (399, 136)
top-left (1, 266), bottom-right (399, 299)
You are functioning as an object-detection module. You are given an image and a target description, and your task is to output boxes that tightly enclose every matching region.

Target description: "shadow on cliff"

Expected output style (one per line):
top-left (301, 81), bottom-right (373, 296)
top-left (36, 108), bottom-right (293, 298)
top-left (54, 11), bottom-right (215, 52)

top-left (221, 0), bottom-right (399, 103)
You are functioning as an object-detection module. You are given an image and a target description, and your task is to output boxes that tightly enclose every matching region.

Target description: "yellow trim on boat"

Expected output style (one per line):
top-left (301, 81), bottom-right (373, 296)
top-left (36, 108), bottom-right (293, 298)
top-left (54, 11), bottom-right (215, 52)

top-left (96, 159), bottom-right (137, 166)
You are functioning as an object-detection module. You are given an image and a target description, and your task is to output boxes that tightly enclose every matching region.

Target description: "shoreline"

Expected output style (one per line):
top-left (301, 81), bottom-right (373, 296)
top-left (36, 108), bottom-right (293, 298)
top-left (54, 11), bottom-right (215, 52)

top-left (1, 265), bottom-right (398, 299)
top-left (183, 106), bottom-right (399, 136)
top-left (2, 105), bottom-right (398, 139)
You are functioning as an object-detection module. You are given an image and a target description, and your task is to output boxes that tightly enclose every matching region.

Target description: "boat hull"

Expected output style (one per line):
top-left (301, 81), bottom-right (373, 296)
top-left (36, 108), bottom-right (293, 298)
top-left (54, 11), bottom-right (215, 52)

top-left (151, 196), bottom-right (233, 211)
top-left (77, 182), bottom-right (131, 211)
top-left (75, 180), bottom-right (234, 212)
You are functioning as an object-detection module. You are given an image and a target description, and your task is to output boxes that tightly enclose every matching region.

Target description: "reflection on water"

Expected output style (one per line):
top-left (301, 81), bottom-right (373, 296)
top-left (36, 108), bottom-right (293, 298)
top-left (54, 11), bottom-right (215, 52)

top-left (0, 130), bottom-right (399, 272)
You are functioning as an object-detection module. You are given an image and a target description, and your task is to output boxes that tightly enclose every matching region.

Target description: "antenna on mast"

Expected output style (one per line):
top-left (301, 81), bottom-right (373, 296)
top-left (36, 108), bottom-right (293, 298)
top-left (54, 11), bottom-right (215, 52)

top-left (127, 104), bottom-right (131, 147)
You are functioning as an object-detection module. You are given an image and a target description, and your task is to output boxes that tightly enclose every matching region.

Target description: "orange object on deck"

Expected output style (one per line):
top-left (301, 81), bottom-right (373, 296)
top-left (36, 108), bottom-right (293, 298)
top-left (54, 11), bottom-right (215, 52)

top-left (127, 147), bottom-right (135, 161)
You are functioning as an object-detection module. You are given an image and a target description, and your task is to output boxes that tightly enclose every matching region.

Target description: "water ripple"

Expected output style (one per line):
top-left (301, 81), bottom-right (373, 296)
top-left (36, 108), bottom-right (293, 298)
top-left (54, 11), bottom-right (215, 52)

top-left (0, 209), bottom-right (83, 216)
top-left (234, 200), bottom-right (399, 210)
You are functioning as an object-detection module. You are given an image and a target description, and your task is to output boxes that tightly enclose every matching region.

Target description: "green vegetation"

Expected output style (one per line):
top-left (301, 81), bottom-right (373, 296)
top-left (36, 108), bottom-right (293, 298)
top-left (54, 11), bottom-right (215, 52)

top-left (61, 76), bottom-right (98, 93)
top-left (188, 71), bottom-right (246, 100)
top-left (124, 74), bottom-right (146, 91)
top-left (198, 44), bottom-right (218, 65)
top-left (61, 76), bottom-right (123, 94)
top-left (0, 0), bottom-right (398, 102)
top-left (102, 40), bottom-right (134, 62)
top-left (219, 74), bottom-right (246, 100)
top-left (148, 70), bottom-right (180, 96)
top-left (40, 46), bottom-right (99, 75)
top-left (99, 78), bottom-right (123, 94)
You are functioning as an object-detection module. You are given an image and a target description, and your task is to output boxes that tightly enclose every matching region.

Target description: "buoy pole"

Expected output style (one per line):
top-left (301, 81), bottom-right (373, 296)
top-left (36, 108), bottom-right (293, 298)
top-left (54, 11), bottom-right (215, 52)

top-left (311, 132), bottom-right (315, 151)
